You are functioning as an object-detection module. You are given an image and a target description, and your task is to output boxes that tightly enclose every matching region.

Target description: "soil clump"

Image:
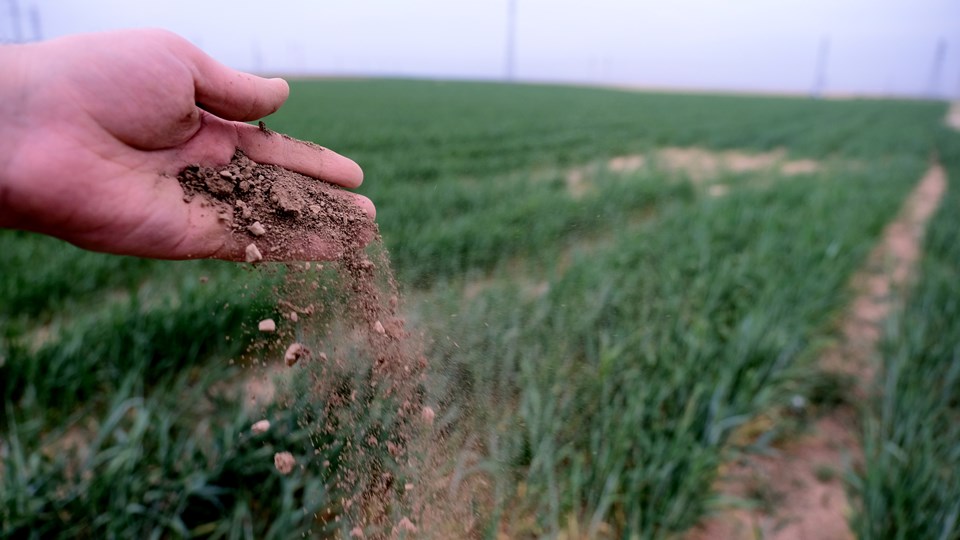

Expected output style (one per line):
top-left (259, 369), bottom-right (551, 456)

top-left (178, 149), bottom-right (369, 261)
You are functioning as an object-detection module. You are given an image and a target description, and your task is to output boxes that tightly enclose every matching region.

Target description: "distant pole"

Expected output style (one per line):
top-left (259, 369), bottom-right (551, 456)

top-left (8, 0), bottom-right (22, 43)
top-left (505, 0), bottom-right (517, 81)
top-left (926, 38), bottom-right (946, 99)
top-left (812, 35), bottom-right (830, 98)
top-left (28, 3), bottom-right (41, 41)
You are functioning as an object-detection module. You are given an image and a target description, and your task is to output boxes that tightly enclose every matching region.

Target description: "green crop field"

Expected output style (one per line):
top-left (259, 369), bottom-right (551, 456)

top-left (1, 80), bottom-right (956, 539)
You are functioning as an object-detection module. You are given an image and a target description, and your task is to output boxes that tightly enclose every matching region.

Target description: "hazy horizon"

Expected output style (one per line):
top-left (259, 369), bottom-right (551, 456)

top-left (4, 0), bottom-right (958, 99)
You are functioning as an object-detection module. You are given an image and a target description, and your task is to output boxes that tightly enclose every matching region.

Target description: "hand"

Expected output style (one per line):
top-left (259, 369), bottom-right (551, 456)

top-left (0, 29), bottom-right (375, 261)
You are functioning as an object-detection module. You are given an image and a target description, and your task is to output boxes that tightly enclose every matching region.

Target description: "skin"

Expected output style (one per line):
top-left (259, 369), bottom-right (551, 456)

top-left (0, 29), bottom-right (375, 261)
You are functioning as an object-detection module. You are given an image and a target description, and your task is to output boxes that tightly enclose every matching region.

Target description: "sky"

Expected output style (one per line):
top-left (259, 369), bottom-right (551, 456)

top-left (4, 0), bottom-right (959, 98)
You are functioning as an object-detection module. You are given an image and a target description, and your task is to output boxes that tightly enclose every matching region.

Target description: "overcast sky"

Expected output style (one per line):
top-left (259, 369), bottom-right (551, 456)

top-left (5, 0), bottom-right (959, 98)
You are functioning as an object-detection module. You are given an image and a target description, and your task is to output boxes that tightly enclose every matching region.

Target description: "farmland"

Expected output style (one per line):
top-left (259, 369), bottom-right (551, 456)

top-left (1, 80), bottom-right (955, 538)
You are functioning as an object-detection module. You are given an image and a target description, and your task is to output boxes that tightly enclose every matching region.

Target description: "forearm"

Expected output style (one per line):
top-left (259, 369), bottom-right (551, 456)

top-left (0, 43), bottom-right (33, 227)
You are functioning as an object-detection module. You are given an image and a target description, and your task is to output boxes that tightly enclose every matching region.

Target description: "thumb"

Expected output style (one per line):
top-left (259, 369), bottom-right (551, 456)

top-left (184, 42), bottom-right (290, 121)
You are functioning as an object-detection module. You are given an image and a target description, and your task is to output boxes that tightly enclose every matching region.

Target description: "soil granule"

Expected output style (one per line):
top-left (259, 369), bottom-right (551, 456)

top-left (274, 451), bottom-right (296, 475)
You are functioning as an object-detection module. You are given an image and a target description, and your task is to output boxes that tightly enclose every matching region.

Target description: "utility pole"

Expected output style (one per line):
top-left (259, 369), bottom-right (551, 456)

top-left (505, 0), bottom-right (517, 81)
top-left (812, 35), bottom-right (830, 98)
top-left (7, 0), bottom-right (23, 43)
top-left (28, 2), bottom-right (41, 41)
top-left (925, 38), bottom-right (946, 99)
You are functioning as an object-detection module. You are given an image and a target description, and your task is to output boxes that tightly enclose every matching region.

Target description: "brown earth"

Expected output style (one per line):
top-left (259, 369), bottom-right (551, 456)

top-left (686, 162), bottom-right (947, 540)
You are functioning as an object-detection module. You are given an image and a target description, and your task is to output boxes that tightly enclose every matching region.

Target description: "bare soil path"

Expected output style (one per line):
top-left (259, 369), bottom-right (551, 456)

top-left (947, 102), bottom-right (960, 131)
top-left (687, 161), bottom-right (947, 540)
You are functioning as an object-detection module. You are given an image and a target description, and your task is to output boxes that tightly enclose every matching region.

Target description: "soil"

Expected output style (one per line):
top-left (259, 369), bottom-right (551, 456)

top-left (562, 147), bottom-right (821, 200)
top-left (177, 150), bottom-right (447, 538)
top-left (178, 150), bottom-right (369, 261)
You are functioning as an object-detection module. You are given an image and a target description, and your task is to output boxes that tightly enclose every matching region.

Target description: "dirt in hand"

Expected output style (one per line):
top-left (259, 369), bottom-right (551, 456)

top-left (178, 149), bottom-right (369, 261)
top-left (177, 150), bottom-right (452, 538)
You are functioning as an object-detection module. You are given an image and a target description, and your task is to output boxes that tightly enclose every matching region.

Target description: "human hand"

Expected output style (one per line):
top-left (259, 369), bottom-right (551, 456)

top-left (0, 29), bottom-right (375, 261)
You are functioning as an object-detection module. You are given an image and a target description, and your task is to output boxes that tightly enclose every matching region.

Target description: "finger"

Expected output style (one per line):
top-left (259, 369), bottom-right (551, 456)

top-left (183, 41), bottom-right (290, 121)
top-left (351, 193), bottom-right (377, 220)
top-left (236, 122), bottom-right (365, 188)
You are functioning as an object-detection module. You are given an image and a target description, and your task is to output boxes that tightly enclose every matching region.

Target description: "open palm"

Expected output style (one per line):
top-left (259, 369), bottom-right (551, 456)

top-left (0, 29), bottom-right (374, 260)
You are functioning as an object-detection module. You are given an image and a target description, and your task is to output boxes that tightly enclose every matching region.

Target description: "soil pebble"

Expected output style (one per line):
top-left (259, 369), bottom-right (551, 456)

top-left (247, 221), bottom-right (266, 236)
top-left (251, 419), bottom-right (270, 435)
top-left (284, 342), bottom-right (309, 367)
top-left (349, 527), bottom-right (364, 538)
top-left (274, 451), bottom-right (296, 474)
top-left (421, 406), bottom-right (436, 425)
top-left (396, 517), bottom-right (417, 533)
top-left (258, 319), bottom-right (276, 333)
top-left (245, 243), bottom-right (263, 263)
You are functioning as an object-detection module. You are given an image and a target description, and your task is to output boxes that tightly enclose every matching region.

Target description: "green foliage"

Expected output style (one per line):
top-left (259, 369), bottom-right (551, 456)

top-left (852, 129), bottom-right (960, 540)
top-left (429, 156), bottom-right (920, 536)
top-left (0, 80), bottom-right (949, 538)
top-left (2, 379), bottom-right (330, 539)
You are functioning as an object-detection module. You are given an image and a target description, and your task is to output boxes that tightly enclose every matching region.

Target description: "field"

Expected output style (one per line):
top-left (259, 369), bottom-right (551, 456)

top-left (1, 80), bottom-right (957, 539)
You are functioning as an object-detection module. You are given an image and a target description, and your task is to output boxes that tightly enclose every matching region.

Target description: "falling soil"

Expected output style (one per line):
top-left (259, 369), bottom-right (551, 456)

top-left (177, 150), bottom-right (451, 538)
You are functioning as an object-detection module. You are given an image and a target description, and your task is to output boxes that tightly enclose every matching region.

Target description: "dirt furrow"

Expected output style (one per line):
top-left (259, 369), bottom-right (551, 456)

top-left (686, 161), bottom-right (947, 540)
top-left (947, 102), bottom-right (960, 131)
